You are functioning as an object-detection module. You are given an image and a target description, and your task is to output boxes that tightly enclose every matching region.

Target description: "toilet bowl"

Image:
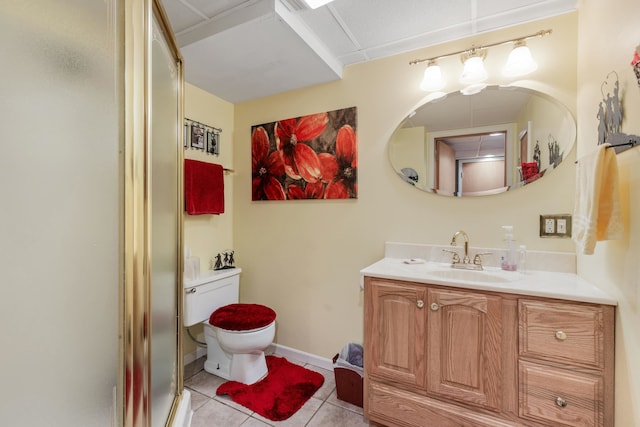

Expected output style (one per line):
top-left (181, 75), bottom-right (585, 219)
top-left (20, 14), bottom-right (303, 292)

top-left (208, 303), bottom-right (276, 384)
top-left (183, 268), bottom-right (277, 384)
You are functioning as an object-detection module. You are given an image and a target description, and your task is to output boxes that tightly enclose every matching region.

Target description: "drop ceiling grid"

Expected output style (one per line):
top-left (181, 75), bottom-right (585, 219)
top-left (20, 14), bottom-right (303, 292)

top-left (184, 0), bottom-right (244, 18)
top-left (320, 0), bottom-right (473, 51)
top-left (160, 0), bottom-right (578, 103)
top-left (162, 0), bottom-right (204, 33)
top-left (476, 0), bottom-right (575, 18)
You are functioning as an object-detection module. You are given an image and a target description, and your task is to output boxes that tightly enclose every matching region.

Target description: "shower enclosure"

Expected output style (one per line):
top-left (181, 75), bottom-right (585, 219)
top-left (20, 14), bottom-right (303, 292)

top-left (0, 1), bottom-right (186, 426)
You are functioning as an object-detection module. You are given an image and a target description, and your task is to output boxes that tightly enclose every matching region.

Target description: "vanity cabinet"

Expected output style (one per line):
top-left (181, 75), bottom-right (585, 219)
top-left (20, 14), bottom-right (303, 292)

top-left (363, 277), bottom-right (615, 427)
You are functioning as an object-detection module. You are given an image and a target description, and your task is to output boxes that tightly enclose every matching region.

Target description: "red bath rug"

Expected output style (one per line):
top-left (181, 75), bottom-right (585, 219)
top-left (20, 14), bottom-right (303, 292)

top-left (216, 356), bottom-right (324, 421)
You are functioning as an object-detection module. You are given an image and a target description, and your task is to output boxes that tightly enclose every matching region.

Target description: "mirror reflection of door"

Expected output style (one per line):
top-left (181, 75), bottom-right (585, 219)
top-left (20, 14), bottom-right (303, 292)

top-left (434, 132), bottom-right (506, 196)
top-left (519, 129), bottom-right (529, 163)
top-left (436, 140), bottom-right (456, 195)
top-left (459, 158), bottom-right (505, 195)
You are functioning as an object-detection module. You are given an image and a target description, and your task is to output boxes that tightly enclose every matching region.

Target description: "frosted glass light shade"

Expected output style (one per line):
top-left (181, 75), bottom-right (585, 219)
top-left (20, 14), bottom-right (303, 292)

top-left (460, 56), bottom-right (488, 85)
top-left (420, 64), bottom-right (446, 91)
top-left (503, 44), bottom-right (538, 77)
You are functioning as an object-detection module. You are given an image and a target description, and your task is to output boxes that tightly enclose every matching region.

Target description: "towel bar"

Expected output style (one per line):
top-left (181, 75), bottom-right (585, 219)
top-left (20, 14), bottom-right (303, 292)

top-left (575, 140), bottom-right (637, 163)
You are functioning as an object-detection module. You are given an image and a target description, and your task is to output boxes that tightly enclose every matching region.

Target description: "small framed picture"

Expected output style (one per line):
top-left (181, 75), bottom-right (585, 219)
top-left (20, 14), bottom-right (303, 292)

top-left (213, 133), bottom-right (220, 155)
top-left (206, 131), bottom-right (220, 156)
top-left (191, 124), bottom-right (205, 150)
top-left (206, 131), bottom-right (215, 155)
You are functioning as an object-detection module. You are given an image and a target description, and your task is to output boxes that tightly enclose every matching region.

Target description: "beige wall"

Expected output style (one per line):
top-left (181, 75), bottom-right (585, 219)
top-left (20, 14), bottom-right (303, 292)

top-left (233, 12), bottom-right (577, 358)
top-left (182, 83), bottom-right (235, 356)
top-left (576, 0), bottom-right (640, 425)
top-left (389, 127), bottom-right (426, 189)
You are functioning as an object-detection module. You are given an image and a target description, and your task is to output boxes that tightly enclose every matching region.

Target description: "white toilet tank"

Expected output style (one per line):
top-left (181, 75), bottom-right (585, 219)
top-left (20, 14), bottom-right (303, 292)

top-left (183, 267), bottom-right (241, 327)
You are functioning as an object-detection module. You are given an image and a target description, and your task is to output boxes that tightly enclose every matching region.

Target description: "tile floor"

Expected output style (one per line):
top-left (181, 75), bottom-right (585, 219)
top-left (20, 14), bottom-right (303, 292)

top-left (184, 353), bottom-right (370, 427)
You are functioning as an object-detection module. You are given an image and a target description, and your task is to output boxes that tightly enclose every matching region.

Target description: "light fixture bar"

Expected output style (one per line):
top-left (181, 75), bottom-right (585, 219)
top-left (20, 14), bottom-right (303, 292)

top-left (409, 29), bottom-right (552, 66)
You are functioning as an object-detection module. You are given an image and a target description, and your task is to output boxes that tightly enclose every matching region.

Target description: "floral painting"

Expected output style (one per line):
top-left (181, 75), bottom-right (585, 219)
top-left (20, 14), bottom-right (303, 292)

top-left (251, 107), bottom-right (357, 200)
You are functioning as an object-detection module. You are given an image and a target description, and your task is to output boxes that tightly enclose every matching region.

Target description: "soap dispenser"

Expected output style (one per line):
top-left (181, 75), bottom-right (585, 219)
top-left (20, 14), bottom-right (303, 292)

top-left (501, 226), bottom-right (517, 271)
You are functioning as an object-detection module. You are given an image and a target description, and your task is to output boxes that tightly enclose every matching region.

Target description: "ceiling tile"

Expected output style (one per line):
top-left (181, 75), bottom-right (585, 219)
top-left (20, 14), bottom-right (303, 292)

top-left (295, 7), bottom-right (357, 58)
top-left (181, 13), bottom-right (341, 103)
top-left (161, 0), bottom-right (205, 33)
top-left (183, 0), bottom-right (245, 18)
top-left (327, 0), bottom-right (471, 50)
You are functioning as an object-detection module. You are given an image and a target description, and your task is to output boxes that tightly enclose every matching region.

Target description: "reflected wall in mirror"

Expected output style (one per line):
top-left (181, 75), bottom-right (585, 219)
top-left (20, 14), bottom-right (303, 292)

top-left (389, 85), bottom-right (576, 197)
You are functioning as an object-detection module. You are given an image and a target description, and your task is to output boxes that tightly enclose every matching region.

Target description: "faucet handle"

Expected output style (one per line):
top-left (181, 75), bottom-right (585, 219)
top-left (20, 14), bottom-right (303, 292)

top-left (473, 252), bottom-right (492, 266)
top-left (442, 248), bottom-right (461, 264)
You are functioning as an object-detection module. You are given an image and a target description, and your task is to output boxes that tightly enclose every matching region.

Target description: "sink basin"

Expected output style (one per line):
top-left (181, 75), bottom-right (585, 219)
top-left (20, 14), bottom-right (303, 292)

top-left (424, 268), bottom-right (515, 283)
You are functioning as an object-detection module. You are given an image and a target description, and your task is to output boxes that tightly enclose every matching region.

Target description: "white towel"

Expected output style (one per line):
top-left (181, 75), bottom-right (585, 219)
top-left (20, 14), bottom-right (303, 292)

top-left (572, 144), bottom-right (623, 255)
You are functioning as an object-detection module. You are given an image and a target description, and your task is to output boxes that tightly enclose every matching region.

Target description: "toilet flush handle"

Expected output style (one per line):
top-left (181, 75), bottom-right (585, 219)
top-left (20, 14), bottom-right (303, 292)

top-left (186, 288), bottom-right (196, 294)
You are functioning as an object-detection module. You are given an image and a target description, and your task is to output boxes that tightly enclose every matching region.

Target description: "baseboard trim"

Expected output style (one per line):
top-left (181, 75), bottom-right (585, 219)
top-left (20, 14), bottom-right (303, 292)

top-left (184, 347), bottom-right (207, 366)
top-left (271, 343), bottom-right (335, 371)
top-left (183, 343), bottom-right (334, 372)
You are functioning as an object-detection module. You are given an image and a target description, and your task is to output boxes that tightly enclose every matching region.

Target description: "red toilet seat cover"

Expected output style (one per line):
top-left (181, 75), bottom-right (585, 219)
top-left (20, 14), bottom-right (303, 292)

top-left (209, 303), bottom-right (276, 331)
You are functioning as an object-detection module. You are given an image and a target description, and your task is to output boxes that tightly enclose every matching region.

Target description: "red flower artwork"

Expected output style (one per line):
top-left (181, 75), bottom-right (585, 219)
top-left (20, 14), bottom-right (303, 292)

top-left (276, 113), bottom-right (327, 183)
top-left (322, 124), bottom-right (358, 199)
top-left (251, 126), bottom-right (286, 200)
top-left (251, 107), bottom-right (357, 200)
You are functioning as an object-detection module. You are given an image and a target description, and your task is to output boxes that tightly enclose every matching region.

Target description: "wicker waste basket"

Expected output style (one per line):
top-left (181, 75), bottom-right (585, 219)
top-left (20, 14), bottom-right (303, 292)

top-left (332, 342), bottom-right (363, 407)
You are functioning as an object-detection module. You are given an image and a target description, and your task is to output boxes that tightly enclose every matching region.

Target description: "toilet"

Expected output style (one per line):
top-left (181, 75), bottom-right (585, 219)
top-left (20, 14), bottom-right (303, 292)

top-left (183, 268), bottom-right (276, 384)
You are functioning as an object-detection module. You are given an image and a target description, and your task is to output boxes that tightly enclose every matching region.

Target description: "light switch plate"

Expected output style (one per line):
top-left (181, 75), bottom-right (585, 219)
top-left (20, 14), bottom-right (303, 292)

top-left (557, 218), bottom-right (567, 234)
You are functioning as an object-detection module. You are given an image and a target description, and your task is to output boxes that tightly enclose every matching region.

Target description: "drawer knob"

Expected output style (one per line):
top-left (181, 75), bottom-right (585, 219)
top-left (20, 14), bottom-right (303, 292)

top-left (417, 299), bottom-right (424, 308)
top-left (555, 397), bottom-right (568, 408)
top-left (430, 302), bottom-right (439, 311)
top-left (555, 330), bottom-right (567, 340)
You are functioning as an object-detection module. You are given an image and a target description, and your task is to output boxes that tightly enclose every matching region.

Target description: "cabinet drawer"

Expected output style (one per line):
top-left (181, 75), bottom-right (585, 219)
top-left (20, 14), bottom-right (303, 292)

top-left (519, 361), bottom-right (603, 427)
top-left (519, 299), bottom-right (604, 368)
top-left (367, 381), bottom-right (513, 427)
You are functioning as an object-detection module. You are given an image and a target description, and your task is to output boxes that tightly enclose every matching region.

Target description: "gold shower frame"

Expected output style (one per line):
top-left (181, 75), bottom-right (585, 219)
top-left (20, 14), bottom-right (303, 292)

top-left (121, 0), bottom-right (185, 425)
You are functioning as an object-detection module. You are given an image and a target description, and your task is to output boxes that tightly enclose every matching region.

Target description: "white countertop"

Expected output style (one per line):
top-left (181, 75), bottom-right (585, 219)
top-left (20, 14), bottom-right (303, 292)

top-left (360, 257), bottom-right (617, 306)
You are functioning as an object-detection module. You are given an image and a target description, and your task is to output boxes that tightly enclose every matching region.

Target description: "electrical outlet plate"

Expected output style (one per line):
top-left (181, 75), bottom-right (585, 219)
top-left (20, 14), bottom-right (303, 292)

top-left (544, 218), bottom-right (555, 233)
top-left (540, 214), bottom-right (572, 238)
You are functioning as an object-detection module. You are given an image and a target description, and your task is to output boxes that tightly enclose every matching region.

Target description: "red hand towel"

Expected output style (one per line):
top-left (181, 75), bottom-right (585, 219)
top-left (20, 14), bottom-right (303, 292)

top-left (184, 159), bottom-right (224, 215)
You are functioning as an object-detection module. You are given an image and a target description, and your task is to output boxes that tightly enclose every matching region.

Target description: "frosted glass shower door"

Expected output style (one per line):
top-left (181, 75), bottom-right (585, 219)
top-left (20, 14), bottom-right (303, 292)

top-left (150, 12), bottom-right (182, 427)
top-left (0, 1), bottom-right (120, 425)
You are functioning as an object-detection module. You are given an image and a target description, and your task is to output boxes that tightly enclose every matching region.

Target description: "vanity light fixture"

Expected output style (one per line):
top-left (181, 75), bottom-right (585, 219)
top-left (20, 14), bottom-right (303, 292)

top-left (502, 40), bottom-right (538, 77)
top-left (419, 60), bottom-right (446, 91)
top-left (410, 29), bottom-right (551, 94)
top-left (459, 48), bottom-right (488, 85)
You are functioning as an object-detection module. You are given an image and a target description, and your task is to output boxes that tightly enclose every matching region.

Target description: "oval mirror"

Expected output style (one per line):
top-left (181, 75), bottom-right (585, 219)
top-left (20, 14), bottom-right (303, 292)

top-left (388, 85), bottom-right (575, 196)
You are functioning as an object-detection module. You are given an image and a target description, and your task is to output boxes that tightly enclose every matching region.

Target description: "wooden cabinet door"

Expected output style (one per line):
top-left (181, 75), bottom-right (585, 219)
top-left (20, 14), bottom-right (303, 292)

top-left (427, 288), bottom-right (503, 411)
top-left (365, 278), bottom-right (427, 389)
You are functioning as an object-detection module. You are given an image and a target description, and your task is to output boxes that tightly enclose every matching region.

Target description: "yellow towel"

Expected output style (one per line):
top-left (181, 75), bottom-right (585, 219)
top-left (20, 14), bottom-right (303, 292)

top-left (572, 144), bottom-right (623, 255)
